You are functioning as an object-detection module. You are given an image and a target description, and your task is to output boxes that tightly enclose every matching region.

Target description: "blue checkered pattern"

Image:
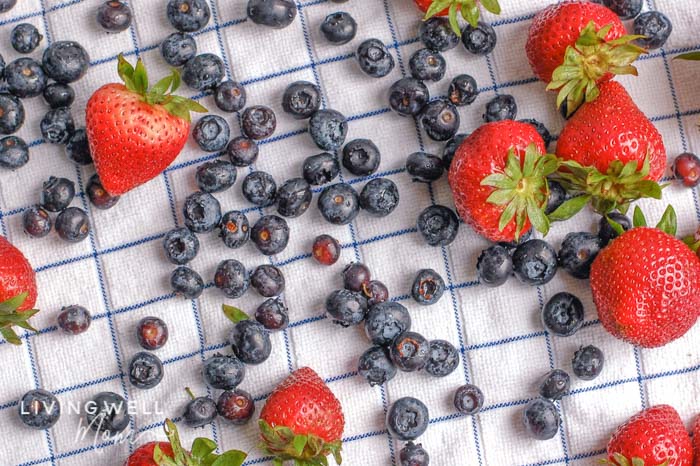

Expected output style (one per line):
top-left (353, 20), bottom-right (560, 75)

top-left (1, 0), bottom-right (700, 464)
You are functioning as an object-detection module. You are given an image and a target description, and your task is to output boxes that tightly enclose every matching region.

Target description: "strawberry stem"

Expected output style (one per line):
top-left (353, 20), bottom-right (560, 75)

top-left (0, 292), bottom-right (39, 346)
top-left (423, 0), bottom-right (502, 36)
top-left (258, 420), bottom-right (343, 466)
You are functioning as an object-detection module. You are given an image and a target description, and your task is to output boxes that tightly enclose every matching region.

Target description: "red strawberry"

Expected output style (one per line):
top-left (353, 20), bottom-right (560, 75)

top-left (604, 405), bottom-right (693, 466)
top-left (448, 120), bottom-right (556, 242)
top-left (692, 415), bottom-right (700, 466)
top-left (414, 0), bottom-right (448, 16)
top-left (86, 55), bottom-right (206, 195)
top-left (0, 236), bottom-right (38, 345)
top-left (124, 442), bottom-right (173, 466)
top-left (259, 367), bottom-right (345, 465)
top-left (417, 0), bottom-right (502, 36)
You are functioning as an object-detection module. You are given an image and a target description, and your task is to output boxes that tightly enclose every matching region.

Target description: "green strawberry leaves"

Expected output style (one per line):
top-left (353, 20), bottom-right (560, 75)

top-left (0, 292), bottom-right (39, 346)
top-left (423, 0), bottom-right (501, 36)
top-left (548, 194), bottom-right (592, 222)
top-left (222, 304), bottom-right (249, 324)
top-left (676, 51), bottom-right (700, 61)
top-left (259, 420), bottom-right (343, 466)
top-left (598, 453), bottom-right (669, 466)
top-left (154, 419), bottom-right (247, 466)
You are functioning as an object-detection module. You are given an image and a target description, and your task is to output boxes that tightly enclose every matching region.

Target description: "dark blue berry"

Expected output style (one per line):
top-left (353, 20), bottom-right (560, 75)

top-left (57, 305), bottom-right (91, 334)
top-left (85, 392), bottom-right (130, 435)
top-left (388, 77), bottom-right (429, 117)
top-left (183, 191), bottom-right (222, 233)
top-left (603, 0), bottom-right (642, 19)
top-left (539, 369), bottom-right (570, 401)
top-left (242, 105), bottom-right (276, 140)
top-left (523, 398), bottom-right (560, 440)
top-left (318, 183), bottom-right (360, 225)
top-left (251, 215), bottom-right (289, 255)
top-left (282, 81), bottom-right (321, 119)
top-left (476, 244), bottom-right (513, 287)
top-left (41, 107), bottom-right (75, 144)
top-left (442, 133), bottom-right (468, 170)
top-left (55, 207), bottom-right (90, 242)
top-left (5, 58), bottom-right (47, 98)
top-left (364, 301), bottom-right (411, 346)
top-left (193, 115), bottom-right (230, 152)
top-left (419, 17), bottom-right (459, 52)
top-left (96, 1), bottom-right (132, 33)
top-left (202, 353), bottom-right (245, 390)
top-left (255, 297), bottom-right (289, 331)
top-left (454, 384), bottom-right (484, 415)
top-left (214, 259), bottom-right (250, 299)
top-left (18, 389), bottom-right (60, 430)
top-left (545, 180), bottom-right (566, 215)
top-left (195, 160), bottom-right (236, 193)
top-left (419, 98), bottom-right (460, 141)
top-left (312, 234), bottom-right (341, 265)
top-left (406, 151), bottom-right (443, 183)
top-left (247, 0), bottom-right (297, 29)
top-left (326, 289), bottom-right (368, 326)
top-left (11, 23), bottom-right (42, 54)
top-left (42, 41), bottom-right (90, 84)
top-left (66, 129), bottom-right (92, 165)
top-left (171, 266), bottom-right (204, 299)
top-left (461, 21), bottom-right (497, 55)
top-left (416, 205), bottom-right (459, 246)
top-left (41, 176), bottom-right (75, 212)
top-left (303, 152), bottom-right (340, 186)
top-left (634, 11), bottom-right (672, 50)
top-left (572, 345), bottom-right (604, 380)
top-left (342, 262), bottom-right (371, 291)
top-left (23, 205), bottom-right (51, 238)
top-left (214, 80), bottom-right (246, 112)
top-left (390, 331), bottom-right (430, 372)
top-left (128, 352), bottom-right (163, 389)
top-left (558, 232), bottom-right (602, 279)
top-left (356, 38), bottom-right (395, 78)
top-left (183, 395), bottom-right (217, 428)
top-left (0, 0), bottom-right (16, 12)
top-left (251, 264), bottom-right (285, 297)
top-left (43, 83), bottom-right (75, 109)
top-left (229, 320), bottom-right (272, 364)
top-left (425, 339), bottom-right (459, 377)
top-left (364, 280), bottom-right (389, 307)
top-left (409, 48), bottom-right (446, 82)
top-left (163, 227), bottom-right (200, 265)
top-left (512, 239), bottom-right (558, 286)
top-left (598, 212), bottom-right (631, 246)
top-left (448, 74), bottom-right (479, 107)
top-left (0, 135), bottom-right (28, 169)
top-left (360, 177), bottom-right (399, 217)
top-left (137, 316), bottom-right (168, 350)
top-left (160, 32), bottom-right (197, 67)
top-left (483, 94), bottom-right (517, 122)
top-left (218, 210), bottom-right (250, 249)
top-left (227, 137), bottom-right (258, 167)
top-left (358, 346), bottom-right (396, 386)
top-left (342, 138), bottom-right (381, 176)
top-left (321, 11), bottom-right (356, 44)
top-left (277, 178), bottom-right (312, 217)
top-left (411, 268), bottom-right (445, 306)
top-left (167, 0), bottom-right (211, 32)
top-left (182, 53), bottom-right (224, 91)
top-left (309, 109), bottom-right (348, 151)
top-left (386, 397), bottom-right (429, 440)
top-left (400, 442), bottom-right (429, 466)
top-left (520, 119), bottom-right (553, 150)
top-left (242, 171), bottom-right (277, 207)
top-left (0, 94), bottom-right (24, 135)
top-left (217, 389), bottom-right (255, 425)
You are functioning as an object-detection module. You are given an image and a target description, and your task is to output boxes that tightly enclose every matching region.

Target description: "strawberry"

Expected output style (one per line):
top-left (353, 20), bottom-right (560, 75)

top-left (0, 236), bottom-right (39, 345)
top-left (448, 120), bottom-right (557, 242)
top-left (419, 0), bottom-right (501, 36)
top-left (86, 55), bottom-right (206, 196)
top-left (603, 405), bottom-right (693, 466)
top-left (526, 0), bottom-right (645, 114)
top-left (692, 415), bottom-right (700, 466)
top-left (590, 207), bottom-right (700, 348)
top-left (259, 367), bottom-right (345, 465)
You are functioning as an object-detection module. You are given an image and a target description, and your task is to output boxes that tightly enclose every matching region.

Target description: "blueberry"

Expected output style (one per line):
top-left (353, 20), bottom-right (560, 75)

top-left (163, 227), bottom-right (200, 265)
top-left (217, 389), bottom-right (255, 425)
top-left (419, 98), bottom-right (460, 141)
top-left (242, 171), bottom-right (277, 207)
top-left (5, 58), bottom-right (47, 98)
top-left (483, 94), bottom-right (517, 122)
top-left (55, 207), bottom-right (90, 242)
top-left (342, 139), bottom-right (381, 176)
top-left (66, 129), bottom-right (93, 165)
top-left (202, 353), bottom-right (245, 390)
top-left (572, 345), bottom-right (604, 380)
top-left (545, 180), bottom-right (566, 215)
top-left (251, 215), bottom-right (289, 255)
top-left (167, 0), bottom-right (211, 32)
top-left (342, 262), bottom-right (371, 291)
top-left (359, 177), bottom-right (399, 217)
top-left (276, 177), bottom-right (312, 217)
top-left (419, 17), bottom-right (459, 52)
top-left (18, 389), bottom-right (60, 430)
top-left (320, 11), bottom-right (357, 45)
top-left (41, 108), bottom-right (75, 145)
top-left (255, 297), bottom-right (289, 331)
top-left (193, 115), bottom-right (230, 152)
top-left (41, 177), bottom-right (75, 212)
top-left (519, 119), bottom-right (553, 150)
top-left (318, 183), bottom-right (360, 225)
top-left (57, 305), bottom-right (91, 335)
top-left (309, 109), bottom-right (348, 151)
top-left (282, 81), bottom-right (321, 119)
top-left (673, 152), bottom-right (700, 187)
top-left (11, 23), bottom-right (42, 54)
top-left (171, 266), bottom-right (205, 299)
top-left (476, 245), bottom-right (513, 287)
top-left (137, 316), bottom-right (169, 350)
top-left (325, 289), bottom-right (368, 326)
top-left (409, 48), bottom-right (446, 82)
top-left (227, 137), bottom-right (259, 167)
top-left (358, 346), bottom-right (397, 386)
top-left (386, 397), bottom-right (430, 441)
top-left (411, 269), bottom-right (445, 306)
top-left (416, 205), bottom-right (459, 247)
top-left (96, 1), bottom-right (132, 33)
top-left (247, 0), bottom-right (297, 29)
top-left (43, 83), bottom-right (75, 109)
top-left (390, 331), bottom-right (430, 372)
top-left (399, 442), bottom-right (430, 466)
top-left (598, 212), bottom-right (631, 246)
top-left (539, 369), bottom-right (570, 401)
top-left (218, 210), bottom-right (250, 249)
top-left (195, 160), bottom-right (236, 193)
top-left (0, 54), bottom-right (5, 78)
top-left (364, 301), bottom-right (411, 346)
top-left (214, 81), bottom-right (246, 113)
top-left (85, 392), bottom-right (130, 435)
top-left (0, 94), bottom-right (24, 135)
top-left (214, 259), bottom-right (250, 299)
top-left (558, 232), bottom-right (602, 279)
top-left (454, 384), bottom-right (484, 415)
top-left (512, 239), bottom-right (558, 286)
top-left (442, 133), bottom-right (468, 170)
top-left (161, 32), bottom-right (197, 67)
top-left (182, 53), bottom-right (224, 91)
top-left (448, 74), bottom-right (479, 107)
top-left (357, 39), bottom-right (395, 78)
top-left (183, 191), bottom-right (222, 233)
top-left (425, 339), bottom-right (459, 377)
top-left (42, 41), bottom-right (90, 84)
top-left (128, 352), bottom-right (164, 389)
top-left (183, 394), bottom-right (217, 428)
top-left (461, 21), bottom-right (497, 55)
top-left (0, 135), bottom-right (28, 169)
top-left (523, 398), bottom-right (560, 440)
top-left (406, 152), bottom-right (443, 183)
top-left (23, 205), bottom-right (52, 238)
top-left (312, 234), bottom-right (342, 266)
top-left (303, 152), bottom-right (340, 186)
top-left (603, 0), bottom-right (642, 19)
top-left (0, 0), bottom-right (16, 12)
top-left (251, 264), bottom-right (285, 297)
top-left (363, 280), bottom-right (389, 307)
top-left (229, 320), bottom-right (272, 364)
top-left (242, 105), bottom-right (276, 140)
top-left (388, 77), bottom-right (429, 117)
top-left (634, 11), bottom-right (672, 50)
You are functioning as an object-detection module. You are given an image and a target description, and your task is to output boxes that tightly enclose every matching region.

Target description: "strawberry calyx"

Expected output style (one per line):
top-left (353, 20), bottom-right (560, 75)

top-left (675, 51), bottom-right (700, 61)
top-left (259, 420), bottom-right (342, 466)
top-left (547, 21), bottom-right (647, 116)
top-left (480, 143), bottom-right (559, 240)
top-left (154, 419), bottom-right (247, 466)
top-left (0, 292), bottom-right (38, 346)
top-left (117, 54), bottom-right (207, 122)
top-left (599, 452), bottom-right (669, 466)
top-left (423, 0), bottom-right (501, 36)
top-left (222, 304), bottom-right (249, 323)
